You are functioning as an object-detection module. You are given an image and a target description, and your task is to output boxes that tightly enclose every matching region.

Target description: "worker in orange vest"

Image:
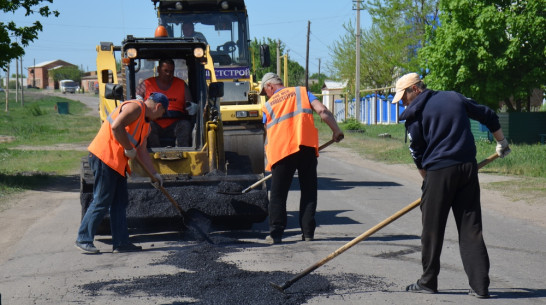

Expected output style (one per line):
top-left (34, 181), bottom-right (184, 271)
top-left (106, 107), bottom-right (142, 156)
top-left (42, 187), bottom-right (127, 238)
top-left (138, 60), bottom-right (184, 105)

top-left (136, 58), bottom-right (197, 147)
top-left (75, 93), bottom-right (168, 254)
top-left (260, 72), bottom-right (344, 244)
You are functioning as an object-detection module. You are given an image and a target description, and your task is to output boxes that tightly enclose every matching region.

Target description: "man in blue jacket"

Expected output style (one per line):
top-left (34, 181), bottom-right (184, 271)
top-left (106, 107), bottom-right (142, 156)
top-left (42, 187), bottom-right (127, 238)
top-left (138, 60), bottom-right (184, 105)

top-left (393, 73), bottom-right (511, 298)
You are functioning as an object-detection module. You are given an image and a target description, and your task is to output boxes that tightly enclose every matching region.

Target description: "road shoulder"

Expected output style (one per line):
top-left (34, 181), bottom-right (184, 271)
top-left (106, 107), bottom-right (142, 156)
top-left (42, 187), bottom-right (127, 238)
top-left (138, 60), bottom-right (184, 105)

top-left (325, 145), bottom-right (546, 229)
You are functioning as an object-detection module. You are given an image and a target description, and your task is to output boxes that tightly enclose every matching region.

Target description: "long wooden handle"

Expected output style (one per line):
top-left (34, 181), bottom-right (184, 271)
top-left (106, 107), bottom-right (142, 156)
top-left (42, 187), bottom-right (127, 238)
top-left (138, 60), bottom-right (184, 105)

top-left (134, 157), bottom-right (186, 216)
top-left (242, 139), bottom-right (337, 193)
top-left (274, 152), bottom-right (499, 291)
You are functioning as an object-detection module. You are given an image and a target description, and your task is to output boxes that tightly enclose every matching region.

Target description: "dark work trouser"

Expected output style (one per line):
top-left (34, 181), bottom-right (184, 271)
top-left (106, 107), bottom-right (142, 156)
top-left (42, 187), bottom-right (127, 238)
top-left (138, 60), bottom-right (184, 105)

top-left (418, 162), bottom-right (490, 295)
top-left (148, 119), bottom-right (193, 147)
top-left (268, 146), bottom-right (318, 239)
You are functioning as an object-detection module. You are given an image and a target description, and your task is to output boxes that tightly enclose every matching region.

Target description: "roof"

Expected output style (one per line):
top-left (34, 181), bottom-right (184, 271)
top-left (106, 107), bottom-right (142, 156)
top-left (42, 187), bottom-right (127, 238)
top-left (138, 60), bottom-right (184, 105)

top-left (32, 60), bottom-right (77, 68)
top-left (34, 60), bottom-right (58, 68)
top-left (322, 80), bottom-right (347, 90)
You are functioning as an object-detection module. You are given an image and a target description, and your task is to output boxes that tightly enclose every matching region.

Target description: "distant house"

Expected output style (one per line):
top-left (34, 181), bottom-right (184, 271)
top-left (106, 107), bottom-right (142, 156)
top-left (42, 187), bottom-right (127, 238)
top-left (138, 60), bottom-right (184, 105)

top-left (81, 71), bottom-right (99, 94)
top-left (27, 60), bottom-right (77, 89)
top-left (321, 80), bottom-right (347, 111)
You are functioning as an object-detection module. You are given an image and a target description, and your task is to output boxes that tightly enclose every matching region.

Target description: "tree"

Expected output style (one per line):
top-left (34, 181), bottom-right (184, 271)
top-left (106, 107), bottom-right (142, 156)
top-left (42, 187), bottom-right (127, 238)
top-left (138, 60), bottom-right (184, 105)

top-left (309, 72), bottom-right (328, 94)
top-left (419, 0), bottom-right (546, 111)
top-left (363, 0), bottom-right (440, 75)
top-left (328, 1), bottom-right (439, 98)
top-left (328, 22), bottom-right (407, 97)
top-left (49, 66), bottom-right (82, 82)
top-left (250, 38), bottom-right (305, 87)
top-left (0, 0), bottom-right (59, 71)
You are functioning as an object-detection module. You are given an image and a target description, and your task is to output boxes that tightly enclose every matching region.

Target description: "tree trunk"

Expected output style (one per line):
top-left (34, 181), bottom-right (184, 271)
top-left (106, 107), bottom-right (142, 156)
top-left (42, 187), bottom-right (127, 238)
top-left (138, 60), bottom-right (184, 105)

top-left (504, 97), bottom-right (515, 112)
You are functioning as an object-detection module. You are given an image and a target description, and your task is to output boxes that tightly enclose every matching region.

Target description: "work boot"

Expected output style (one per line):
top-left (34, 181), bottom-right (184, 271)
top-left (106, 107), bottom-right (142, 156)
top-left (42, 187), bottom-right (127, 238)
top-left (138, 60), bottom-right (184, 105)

top-left (301, 235), bottom-right (314, 241)
top-left (75, 241), bottom-right (100, 254)
top-left (405, 280), bottom-right (437, 294)
top-left (113, 243), bottom-right (142, 253)
top-left (265, 235), bottom-right (282, 244)
top-left (469, 288), bottom-right (490, 299)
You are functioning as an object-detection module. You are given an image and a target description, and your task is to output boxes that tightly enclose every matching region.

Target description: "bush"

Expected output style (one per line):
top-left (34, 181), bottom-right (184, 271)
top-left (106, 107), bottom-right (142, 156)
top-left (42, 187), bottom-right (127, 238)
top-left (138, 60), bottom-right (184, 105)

top-left (342, 118), bottom-right (365, 132)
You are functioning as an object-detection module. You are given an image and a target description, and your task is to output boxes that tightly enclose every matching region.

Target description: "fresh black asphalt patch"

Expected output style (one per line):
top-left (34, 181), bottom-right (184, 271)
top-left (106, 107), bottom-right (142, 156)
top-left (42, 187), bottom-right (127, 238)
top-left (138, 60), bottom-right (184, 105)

top-left (78, 239), bottom-right (395, 304)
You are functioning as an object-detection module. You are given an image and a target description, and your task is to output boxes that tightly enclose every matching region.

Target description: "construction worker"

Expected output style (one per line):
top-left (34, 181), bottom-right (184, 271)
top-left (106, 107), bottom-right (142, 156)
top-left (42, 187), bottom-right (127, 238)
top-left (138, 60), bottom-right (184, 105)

top-left (75, 93), bottom-right (169, 254)
top-left (136, 58), bottom-right (198, 147)
top-left (182, 21), bottom-right (208, 44)
top-left (393, 73), bottom-right (511, 298)
top-left (260, 72), bottom-right (344, 244)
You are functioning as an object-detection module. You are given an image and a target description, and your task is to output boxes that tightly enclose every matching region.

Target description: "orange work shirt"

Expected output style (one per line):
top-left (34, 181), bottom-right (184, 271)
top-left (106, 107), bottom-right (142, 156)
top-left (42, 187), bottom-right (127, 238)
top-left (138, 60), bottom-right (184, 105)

top-left (262, 86), bottom-right (319, 170)
top-left (143, 77), bottom-right (187, 128)
top-left (88, 100), bottom-right (149, 176)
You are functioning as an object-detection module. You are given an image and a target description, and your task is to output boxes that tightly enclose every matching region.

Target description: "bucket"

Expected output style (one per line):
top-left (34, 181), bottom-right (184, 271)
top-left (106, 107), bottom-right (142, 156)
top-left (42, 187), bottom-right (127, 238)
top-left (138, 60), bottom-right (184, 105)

top-left (56, 102), bottom-right (69, 114)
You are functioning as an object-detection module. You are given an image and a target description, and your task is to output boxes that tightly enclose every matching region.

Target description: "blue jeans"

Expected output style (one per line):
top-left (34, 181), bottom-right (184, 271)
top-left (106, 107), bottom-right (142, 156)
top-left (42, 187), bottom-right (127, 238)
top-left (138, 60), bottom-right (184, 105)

top-left (77, 154), bottom-right (130, 248)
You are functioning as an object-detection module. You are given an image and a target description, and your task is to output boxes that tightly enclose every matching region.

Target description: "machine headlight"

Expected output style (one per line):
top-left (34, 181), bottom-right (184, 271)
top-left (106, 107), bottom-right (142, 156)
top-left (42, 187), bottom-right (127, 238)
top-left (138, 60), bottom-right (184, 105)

top-left (236, 111), bottom-right (248, 118)
top-left (194, 47), bottom-right (205, 58)
top-left (126, 48), bottom-right (137, 58)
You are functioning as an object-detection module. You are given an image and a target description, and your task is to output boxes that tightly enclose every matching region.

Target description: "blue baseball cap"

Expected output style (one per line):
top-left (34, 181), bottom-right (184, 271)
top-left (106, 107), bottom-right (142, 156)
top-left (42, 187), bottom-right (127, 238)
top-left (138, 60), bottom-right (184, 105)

top-left (149, 92), bottom-right (169, 110)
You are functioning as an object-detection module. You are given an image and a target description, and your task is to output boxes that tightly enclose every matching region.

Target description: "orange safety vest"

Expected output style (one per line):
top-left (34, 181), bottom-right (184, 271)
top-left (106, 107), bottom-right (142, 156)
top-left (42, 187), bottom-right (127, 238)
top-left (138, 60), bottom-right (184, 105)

top-left (88, 100), bottom-right (150, 177)
top-left (262, 86), bottom-right (319, 171)
top-left (143, 77), bottom-right (187, 128)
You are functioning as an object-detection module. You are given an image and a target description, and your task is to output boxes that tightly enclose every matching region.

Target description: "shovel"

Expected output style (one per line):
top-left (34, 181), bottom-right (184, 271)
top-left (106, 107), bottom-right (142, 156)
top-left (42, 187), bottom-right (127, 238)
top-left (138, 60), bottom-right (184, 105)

top-left (240, 139), bottom-right (337, 194)
top-left (270, 153), bottom-right (499, 292)
top-left (134, 156), bottom-right (214, 244)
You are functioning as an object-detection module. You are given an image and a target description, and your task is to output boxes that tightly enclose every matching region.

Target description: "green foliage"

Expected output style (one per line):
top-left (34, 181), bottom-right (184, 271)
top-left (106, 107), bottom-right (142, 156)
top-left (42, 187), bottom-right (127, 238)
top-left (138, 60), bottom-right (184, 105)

top-left (0, 0), bottom-right (60, 70)
top-left (419, 0), bottom-right (546, 112)
top-left (50, 66), bottom-right (83, 82)
top-left (250, 38), bottom-right (305, 86)
top-left (362, 0), bottom-right (439, 73)
top-left (342, 118), bottom-right (366, 132)
top-left (329, 1), bottom-right (439, 99)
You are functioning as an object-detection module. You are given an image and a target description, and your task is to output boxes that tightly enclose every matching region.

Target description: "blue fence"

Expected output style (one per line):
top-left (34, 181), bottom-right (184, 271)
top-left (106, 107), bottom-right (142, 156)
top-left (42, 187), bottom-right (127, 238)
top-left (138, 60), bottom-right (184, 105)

top-left (333, 94), bottom-right (406, 124)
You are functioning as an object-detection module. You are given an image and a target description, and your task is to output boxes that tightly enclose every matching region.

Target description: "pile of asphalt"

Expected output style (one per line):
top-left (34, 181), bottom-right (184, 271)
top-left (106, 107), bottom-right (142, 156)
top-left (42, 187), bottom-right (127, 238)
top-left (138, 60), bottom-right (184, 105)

top-left (79, 240), bottom-right (395, 304)
top-left (127, 185), bottom-right (268, 219)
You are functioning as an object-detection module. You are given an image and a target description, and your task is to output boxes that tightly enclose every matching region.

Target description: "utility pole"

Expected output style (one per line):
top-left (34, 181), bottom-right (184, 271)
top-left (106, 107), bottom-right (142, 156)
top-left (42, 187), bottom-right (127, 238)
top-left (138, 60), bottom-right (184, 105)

top-left (276, 39), bottom-right (281, 76)
top-left (20, 56), bottom-right (24, 106)
top-left (15, 57), bottom-right (19, 104)
top-left (305, 20), bottom-right (310, 90)
top-left (5, 65), bottom-right (9, 112)
top-left (33, 58), bottom-right (36, 88)
top-left (353, 0), bottom-right (362, 121)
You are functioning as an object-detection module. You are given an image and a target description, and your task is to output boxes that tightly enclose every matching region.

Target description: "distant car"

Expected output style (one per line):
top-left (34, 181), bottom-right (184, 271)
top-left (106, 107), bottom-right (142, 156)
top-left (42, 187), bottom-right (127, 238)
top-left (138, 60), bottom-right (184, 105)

top-left (59, 80), bottom-right (78, 94)
top-left (0, 87), bottom-right (4, 92)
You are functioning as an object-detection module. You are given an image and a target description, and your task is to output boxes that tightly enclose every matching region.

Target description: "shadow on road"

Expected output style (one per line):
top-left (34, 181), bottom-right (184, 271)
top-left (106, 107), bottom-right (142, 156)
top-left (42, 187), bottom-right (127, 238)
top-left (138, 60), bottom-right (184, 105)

top-left (439, 288), bottom-right (546, 300)
top-left (277, 176), bottom-right (402, 191)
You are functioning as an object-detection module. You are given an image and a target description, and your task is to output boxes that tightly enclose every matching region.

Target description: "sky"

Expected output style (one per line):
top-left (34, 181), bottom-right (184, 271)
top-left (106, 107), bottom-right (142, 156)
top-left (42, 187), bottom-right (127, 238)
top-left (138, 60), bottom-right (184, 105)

top-left (6, 0), bottom-right (371, 78)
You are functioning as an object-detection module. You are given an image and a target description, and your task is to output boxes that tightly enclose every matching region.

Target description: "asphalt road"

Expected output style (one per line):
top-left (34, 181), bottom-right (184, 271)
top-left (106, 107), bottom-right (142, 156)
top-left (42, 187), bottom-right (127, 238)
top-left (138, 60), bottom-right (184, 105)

top-left (0, 143), bottom-right (545, 304)
top-left (0, 93), bottom-right (544, 304)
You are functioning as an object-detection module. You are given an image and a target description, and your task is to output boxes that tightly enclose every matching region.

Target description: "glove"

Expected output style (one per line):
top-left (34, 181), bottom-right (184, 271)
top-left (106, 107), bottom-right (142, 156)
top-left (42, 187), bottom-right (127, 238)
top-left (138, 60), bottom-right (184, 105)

top-left (496, 138), bottom-right (511, 158)
top-left (124, 148), bottom-right (137, 159)
top-left (151, 173), bottom-right (163, 189)
top-left (186, 102), bottom-right (198, 116)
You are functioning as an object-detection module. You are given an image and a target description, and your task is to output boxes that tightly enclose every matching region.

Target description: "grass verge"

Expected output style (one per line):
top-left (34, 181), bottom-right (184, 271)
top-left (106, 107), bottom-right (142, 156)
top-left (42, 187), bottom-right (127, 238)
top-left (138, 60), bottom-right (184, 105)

top-left (315, 115), bottom-right (546, 204)
top-left (0, 93), bottom-right (99, 208)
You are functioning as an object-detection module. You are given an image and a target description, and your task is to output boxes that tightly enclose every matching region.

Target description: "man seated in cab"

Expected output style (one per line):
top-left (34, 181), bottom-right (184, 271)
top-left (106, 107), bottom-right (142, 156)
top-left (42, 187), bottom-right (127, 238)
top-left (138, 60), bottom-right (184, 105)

top-left (136, 58), bottom-right (198, 147)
